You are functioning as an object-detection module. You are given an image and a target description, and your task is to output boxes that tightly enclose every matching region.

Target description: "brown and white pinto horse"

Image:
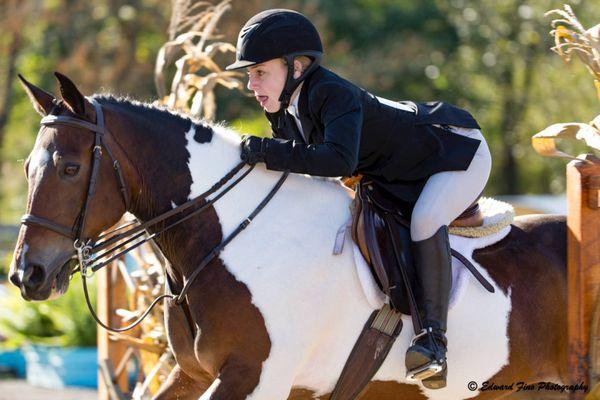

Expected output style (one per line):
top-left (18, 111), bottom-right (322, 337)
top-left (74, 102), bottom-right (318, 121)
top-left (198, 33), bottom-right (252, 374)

top-left (9, 73), bottom-right (569, 400)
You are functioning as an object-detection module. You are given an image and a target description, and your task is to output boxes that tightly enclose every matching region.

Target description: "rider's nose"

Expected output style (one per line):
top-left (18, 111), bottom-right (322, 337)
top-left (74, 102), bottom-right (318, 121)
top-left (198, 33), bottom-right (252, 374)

top-left (22, 263), bottom-right (46, 290)
top-left (247, 78), bottom-right (257, 91)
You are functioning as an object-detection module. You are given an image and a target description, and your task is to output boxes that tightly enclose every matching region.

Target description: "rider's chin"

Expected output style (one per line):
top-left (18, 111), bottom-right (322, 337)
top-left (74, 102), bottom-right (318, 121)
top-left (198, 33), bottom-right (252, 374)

top-left (265, 101), bottom-right (281, 114)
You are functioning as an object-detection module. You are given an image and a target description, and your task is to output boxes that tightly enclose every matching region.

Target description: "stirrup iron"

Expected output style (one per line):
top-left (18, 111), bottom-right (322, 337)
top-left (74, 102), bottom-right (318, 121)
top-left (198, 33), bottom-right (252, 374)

top-left (406, 360), bottom-right (444, 381)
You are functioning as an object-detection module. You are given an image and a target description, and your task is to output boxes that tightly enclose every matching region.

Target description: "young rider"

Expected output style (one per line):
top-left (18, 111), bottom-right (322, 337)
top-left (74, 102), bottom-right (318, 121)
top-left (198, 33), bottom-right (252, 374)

top-left (226, 9), bottom-right (492, 389)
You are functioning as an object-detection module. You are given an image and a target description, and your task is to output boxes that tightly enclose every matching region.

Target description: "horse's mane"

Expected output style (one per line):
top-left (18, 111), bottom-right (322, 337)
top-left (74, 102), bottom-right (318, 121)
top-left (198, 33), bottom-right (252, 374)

top-left (91, 94), bottom-right (214, 130)
top-left (90, 94), bottom-right (242, 145)
top-left (91, 94), bottom-right (345, 186)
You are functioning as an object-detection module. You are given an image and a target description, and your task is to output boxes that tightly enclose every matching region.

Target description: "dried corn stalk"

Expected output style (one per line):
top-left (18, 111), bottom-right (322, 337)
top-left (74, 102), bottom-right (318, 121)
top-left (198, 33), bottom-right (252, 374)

top-left (533, 5), bottom-right (600, 159)
top-left (155, 0), bottom-right (244, 121)
top-left (546, 4), bottom-right (600, 98)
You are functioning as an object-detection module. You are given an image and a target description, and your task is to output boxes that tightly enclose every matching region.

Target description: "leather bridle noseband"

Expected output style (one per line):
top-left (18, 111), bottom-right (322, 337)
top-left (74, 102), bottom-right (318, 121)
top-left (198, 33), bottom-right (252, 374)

top-left (20, 98), bottom-right (288, 332)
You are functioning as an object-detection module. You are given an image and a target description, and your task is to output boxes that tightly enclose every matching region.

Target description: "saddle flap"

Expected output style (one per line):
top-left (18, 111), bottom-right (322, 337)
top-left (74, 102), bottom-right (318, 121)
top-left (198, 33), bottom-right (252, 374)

top-left (352, 183), bottom-right (390, 293)
top-left (350, 181), bottom-right (417, 314)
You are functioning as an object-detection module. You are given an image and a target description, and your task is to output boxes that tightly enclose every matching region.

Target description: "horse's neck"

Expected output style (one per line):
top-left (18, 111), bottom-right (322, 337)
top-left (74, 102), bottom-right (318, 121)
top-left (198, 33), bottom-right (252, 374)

top-left (107, 102), bottom-right (246, 285)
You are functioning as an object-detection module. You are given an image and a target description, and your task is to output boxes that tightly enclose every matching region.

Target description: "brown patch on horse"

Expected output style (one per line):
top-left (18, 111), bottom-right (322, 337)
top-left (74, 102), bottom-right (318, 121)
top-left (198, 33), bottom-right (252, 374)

top-left (153, 365), bottom-right (213, 400)
top-left (472, 214), bottom-right (568, 390)
top-left (361, 381), bottom-right (427, 400)
top-left (94, 98), bottom-right (271, 399)
top-left (153, 204), bottom-right (271, 398)
top-left (288, 381), bottom-right (427, 400)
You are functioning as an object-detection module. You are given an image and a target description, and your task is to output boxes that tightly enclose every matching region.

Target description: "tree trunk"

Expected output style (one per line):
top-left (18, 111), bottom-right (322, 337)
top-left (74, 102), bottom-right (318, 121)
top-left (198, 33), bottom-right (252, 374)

top-left (0, 31), bottom-right (22, 149)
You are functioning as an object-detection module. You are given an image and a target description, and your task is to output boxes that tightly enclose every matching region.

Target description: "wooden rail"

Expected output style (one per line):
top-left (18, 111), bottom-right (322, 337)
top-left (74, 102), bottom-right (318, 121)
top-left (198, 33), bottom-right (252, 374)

top-left (567, 154), bottom-right (600, 399)
top-left (97, 262), bottom-right (130, 400)
top-left (97, 238), bottom-right (171, 400)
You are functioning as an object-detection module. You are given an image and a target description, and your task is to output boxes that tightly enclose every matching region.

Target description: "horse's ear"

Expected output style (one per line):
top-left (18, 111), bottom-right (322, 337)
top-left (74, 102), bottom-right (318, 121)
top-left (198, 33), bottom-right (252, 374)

top-left (18, 74), bottom-right (56, 116)
top-left (54, 71), bottom-right (87, 116)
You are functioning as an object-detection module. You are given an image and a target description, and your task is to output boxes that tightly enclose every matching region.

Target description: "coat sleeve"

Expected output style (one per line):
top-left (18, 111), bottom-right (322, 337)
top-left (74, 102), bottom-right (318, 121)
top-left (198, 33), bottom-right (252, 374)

top-left (262, 82), bottom-right (363, 177)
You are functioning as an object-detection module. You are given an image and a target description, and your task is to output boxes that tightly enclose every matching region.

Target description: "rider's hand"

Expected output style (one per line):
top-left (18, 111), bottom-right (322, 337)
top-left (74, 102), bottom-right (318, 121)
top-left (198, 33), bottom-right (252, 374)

top-left (240, 135), bottom-right (266, 165)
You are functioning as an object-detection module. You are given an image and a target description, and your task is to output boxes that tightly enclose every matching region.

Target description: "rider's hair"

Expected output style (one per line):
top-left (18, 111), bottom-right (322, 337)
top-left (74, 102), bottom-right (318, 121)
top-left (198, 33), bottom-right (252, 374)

top-left (283, 56), bottom-right (312, 74)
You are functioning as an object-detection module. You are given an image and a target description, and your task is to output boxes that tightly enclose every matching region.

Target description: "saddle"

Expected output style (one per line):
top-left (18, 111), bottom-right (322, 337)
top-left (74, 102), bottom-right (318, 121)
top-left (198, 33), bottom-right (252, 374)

top-left (349, 179), bottom-right (484, 313)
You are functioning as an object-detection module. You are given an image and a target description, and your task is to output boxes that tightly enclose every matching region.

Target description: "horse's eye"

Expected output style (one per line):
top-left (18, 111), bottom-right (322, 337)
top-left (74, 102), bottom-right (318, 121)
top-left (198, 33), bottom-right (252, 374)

top-left (64, 163), bottom-right (80, 176)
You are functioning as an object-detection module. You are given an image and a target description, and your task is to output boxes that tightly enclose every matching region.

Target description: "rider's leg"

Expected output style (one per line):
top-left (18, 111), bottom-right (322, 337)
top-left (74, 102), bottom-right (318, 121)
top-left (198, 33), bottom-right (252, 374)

top-left (405, 226), bottom-right (452, 388)
top-left (405, 127), bottom-right (491, 389)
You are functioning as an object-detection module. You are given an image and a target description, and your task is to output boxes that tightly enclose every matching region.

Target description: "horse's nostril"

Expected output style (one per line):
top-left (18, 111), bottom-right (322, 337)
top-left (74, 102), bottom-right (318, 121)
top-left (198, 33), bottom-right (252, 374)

top-left (23, 263), bottom-right (47, 289)
top-left (9, 271), bottom-right (20, 287)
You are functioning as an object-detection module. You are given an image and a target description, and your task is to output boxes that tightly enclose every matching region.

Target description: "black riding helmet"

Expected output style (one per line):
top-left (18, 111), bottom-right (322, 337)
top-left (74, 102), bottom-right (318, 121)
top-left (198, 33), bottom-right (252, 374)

top-left (226, 9), bottom-right (323, 110)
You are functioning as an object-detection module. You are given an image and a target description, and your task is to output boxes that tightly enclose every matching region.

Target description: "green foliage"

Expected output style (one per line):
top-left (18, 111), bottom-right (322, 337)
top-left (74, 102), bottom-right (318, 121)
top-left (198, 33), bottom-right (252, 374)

top-left (229, 111), bottom-right (272, 137)
top-left (0, 275), bottom-right (97, 348)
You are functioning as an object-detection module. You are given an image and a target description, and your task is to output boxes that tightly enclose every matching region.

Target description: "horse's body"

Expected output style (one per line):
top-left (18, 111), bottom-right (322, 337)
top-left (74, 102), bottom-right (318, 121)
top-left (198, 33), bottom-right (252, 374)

top-left (10, 75), bottom-right (568, 400)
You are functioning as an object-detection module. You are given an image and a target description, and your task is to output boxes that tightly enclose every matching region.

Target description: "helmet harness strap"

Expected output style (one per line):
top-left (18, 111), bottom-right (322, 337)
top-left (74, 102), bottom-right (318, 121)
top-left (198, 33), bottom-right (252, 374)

top-left (277, 52), bottom-right (322, 129)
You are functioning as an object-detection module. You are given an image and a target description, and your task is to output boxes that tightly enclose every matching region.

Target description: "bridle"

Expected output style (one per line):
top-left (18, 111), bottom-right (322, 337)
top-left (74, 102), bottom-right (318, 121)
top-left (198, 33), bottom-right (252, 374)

top-left (22, 98), bottom-right (130, 246)
top-left (20, 98), bottom-right (288, 332)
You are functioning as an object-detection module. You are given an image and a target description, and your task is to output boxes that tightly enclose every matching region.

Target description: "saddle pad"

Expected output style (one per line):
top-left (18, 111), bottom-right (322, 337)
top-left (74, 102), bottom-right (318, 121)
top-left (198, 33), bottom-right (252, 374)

top-left (351, 241), bottom-right (469, 310)
top-left (349, 225), bottom-right (512, 311)
top-left (449, 197), bottom-right (514, 238)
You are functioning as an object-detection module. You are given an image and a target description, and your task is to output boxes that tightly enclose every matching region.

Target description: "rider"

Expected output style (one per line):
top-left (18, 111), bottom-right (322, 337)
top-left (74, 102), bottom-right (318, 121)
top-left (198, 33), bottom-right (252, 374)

top-left (227, 9), bottom-right (491, 389)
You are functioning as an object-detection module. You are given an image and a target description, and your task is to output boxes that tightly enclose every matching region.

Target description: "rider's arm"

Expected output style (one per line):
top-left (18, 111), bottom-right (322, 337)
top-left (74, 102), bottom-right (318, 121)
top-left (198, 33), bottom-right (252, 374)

top-left (262, 82), bottom-right (363, 177)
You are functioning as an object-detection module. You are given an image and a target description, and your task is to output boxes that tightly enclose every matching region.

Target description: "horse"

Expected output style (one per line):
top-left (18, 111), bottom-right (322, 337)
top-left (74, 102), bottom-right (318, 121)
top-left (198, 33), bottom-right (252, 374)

top-left (9, 72), bottom-right (568, 400)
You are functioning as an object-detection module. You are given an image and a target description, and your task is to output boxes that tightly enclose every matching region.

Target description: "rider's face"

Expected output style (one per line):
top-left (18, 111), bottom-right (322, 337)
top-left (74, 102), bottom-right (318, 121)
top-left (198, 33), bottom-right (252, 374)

top-left (246, 59), bottom-right (288, 113)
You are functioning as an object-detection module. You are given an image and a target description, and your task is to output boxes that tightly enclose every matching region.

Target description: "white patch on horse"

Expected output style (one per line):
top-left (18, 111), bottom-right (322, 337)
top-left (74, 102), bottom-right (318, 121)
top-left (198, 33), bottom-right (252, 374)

top-left (185, 123), bottom-right (243, 202)
top-left (18, 243), bottom-right (29, 281)
top-left (184, 124), bottom-right (513, 400)
top-left (29, 147), bottom-right (51, 179)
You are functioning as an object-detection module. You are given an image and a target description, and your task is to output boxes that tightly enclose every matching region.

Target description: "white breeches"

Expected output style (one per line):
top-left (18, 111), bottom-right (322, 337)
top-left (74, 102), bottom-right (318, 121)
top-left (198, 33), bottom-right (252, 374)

top-left (410, 127), bottom-right (492, 241)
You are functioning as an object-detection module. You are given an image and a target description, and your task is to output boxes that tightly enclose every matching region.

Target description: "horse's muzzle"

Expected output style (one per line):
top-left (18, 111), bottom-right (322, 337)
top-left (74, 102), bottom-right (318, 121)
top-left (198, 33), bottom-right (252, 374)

top-left (9, 259), bottom-right (53, 301)
top-left (21, 263), bottom-right (47, 291)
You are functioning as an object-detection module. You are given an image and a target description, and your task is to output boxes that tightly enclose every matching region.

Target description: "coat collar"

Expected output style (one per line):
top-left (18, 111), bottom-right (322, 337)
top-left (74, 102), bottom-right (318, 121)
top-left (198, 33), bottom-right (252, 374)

top-left (296, 69), bottom-right (317, 142)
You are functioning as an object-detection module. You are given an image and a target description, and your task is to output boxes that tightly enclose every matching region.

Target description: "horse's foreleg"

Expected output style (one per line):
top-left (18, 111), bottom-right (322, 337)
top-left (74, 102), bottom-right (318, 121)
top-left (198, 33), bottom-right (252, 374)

top-left (152, 364), bottom-right (213, 400)
top-left (207, 356), bottom-right (263, 400)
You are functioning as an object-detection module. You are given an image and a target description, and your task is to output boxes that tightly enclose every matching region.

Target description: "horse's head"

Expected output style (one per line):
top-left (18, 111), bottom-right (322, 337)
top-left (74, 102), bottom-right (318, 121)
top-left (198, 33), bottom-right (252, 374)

top-left (9, 73), bottom-right (130, 301)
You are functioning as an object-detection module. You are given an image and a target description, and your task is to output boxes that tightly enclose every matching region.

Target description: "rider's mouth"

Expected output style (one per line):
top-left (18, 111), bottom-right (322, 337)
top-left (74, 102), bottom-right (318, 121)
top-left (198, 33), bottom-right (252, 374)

top-left (256, 95), bottom-right (268, 107)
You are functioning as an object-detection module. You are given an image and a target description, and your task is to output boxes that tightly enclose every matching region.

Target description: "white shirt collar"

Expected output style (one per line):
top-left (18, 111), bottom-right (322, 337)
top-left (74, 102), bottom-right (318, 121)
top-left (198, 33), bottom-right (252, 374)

top-left (286, 83), bottom-right (303, 118)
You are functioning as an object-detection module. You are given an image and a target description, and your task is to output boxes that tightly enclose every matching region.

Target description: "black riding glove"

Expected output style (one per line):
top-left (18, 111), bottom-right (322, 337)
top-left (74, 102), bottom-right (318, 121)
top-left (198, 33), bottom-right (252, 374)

top-left (240, 135), bottom-right (267, 165)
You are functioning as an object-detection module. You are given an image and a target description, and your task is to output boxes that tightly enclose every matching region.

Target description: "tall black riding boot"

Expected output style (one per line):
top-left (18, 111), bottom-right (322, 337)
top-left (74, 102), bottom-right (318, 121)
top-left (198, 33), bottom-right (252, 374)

top-left (405, 225), bottom-right (452, 389)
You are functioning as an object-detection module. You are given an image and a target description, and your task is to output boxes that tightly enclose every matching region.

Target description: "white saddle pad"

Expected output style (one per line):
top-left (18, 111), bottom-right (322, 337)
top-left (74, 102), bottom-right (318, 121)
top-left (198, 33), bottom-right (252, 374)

top-left (333, 196), bottom-right (515, 309)
top-left (350, 227), bottom-right (512, 310)
top-left (449, 197), bottom-right (514, 238)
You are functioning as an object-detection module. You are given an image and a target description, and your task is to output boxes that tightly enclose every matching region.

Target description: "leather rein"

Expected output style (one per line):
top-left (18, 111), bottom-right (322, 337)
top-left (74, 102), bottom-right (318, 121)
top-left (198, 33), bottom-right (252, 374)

top-left (20, 98), bottom-right (288, 332)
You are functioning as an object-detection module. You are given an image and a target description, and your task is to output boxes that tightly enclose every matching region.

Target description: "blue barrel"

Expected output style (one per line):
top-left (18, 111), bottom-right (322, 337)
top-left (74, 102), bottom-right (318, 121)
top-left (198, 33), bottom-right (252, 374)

top-left (23, 345), bottom-right (98, 388)
top-left (0, 348), bottom-right (26, 378)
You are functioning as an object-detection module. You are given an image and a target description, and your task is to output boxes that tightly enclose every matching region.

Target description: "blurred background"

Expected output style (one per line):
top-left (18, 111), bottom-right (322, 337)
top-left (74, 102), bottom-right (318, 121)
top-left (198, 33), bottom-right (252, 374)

top-left (0, 0), bottom-right (598, 396)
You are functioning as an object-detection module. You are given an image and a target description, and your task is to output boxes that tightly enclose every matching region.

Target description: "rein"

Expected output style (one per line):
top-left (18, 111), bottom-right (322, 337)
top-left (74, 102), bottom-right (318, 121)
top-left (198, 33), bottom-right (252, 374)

top-left (21, 98), bottom-right (289, 332)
